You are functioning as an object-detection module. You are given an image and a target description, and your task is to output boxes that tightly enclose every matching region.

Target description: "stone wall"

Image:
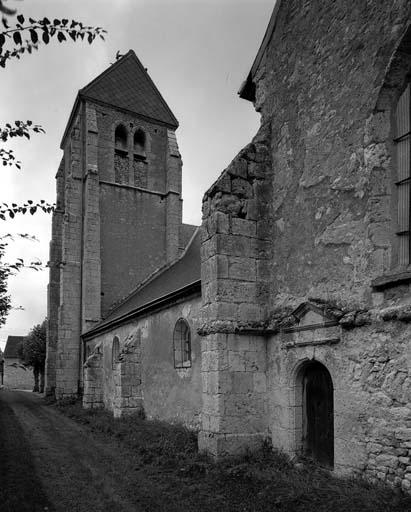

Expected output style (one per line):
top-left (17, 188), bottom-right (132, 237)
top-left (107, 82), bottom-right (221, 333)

top-left (268, 315), bottom-right (411, 492)
top-left (47, 94), bottom-right (184, 397)
top-left (199, 0), bottom-right (411, 490)
top-left (83, 294), bottom-right (202, 428)
top-left (199, 125), bottom-right (272, 455)
top-left (3, 358), bottom-right (33, 390)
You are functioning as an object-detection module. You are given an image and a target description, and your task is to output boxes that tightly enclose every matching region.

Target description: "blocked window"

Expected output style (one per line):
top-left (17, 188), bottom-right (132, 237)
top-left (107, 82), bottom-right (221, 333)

top-left (112, 336), bottom-right (120, 369)
top-left (173, 319), bottom-right (191, 368)
top-left (395, 84), bottom-right (411, 266)
top-left (133, 129), bottom-right (146, 160)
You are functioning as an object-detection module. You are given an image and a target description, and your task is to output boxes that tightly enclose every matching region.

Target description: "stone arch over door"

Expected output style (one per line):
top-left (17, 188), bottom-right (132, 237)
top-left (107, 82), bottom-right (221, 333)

top-left (293, 359), bottom-right (334, 468)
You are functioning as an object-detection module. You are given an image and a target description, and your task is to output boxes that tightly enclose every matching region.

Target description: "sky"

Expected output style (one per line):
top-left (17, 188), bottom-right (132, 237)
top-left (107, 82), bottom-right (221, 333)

top-left (0, 0), bottom-right (274, 350)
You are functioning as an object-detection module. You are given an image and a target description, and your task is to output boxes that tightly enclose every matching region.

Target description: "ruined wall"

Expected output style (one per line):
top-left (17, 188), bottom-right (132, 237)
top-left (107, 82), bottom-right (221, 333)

top-left (199, 125), bottom-right (272, 455)
top-left (199, 0), bottom-right (411, 488)
top-left (83, 294), bottom-right (202, 428)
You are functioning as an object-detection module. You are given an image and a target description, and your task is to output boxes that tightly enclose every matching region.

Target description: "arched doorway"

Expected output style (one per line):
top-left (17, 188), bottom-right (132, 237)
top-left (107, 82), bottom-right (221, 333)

top-left (301, 360), bottom-right (334, 467)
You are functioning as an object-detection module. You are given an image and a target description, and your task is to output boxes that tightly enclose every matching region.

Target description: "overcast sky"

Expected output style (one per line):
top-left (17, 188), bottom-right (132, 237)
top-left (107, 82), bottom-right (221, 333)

top-left (0, 0), bottom-right (274, 350)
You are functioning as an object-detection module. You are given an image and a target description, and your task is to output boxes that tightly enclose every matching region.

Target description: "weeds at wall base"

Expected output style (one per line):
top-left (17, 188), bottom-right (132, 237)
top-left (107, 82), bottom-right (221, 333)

top-left (52, 400), bottom-right (411, 512)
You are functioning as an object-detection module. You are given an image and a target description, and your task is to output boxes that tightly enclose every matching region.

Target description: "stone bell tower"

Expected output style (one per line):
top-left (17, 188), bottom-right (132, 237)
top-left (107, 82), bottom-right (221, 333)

top-left (46, 50), bottom-right (183, 397)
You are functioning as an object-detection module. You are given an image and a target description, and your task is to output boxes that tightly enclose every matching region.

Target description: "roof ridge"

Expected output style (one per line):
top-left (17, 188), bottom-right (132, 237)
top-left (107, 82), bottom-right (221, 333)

top-left (80, 49), bottom-right (178, 127)
top-left (79, 49), bottom-right (135, 97)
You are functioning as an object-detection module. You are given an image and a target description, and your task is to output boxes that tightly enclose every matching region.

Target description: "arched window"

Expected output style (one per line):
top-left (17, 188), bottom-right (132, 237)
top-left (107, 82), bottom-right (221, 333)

top-left (112, 336), bottom-right (120, 369)
top-left (173, 319), bottom-right (191, 368)
top-left (114, 124), bottom-right (128, 153)
top-left (133, 129), bottom-right (146, 160)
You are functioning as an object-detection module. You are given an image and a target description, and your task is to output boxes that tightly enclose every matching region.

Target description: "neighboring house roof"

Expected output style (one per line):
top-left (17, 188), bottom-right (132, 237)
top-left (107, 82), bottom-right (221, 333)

top-left (83, 228), bottom-right (201, 339)
top-left (3, 336), bottom-right (24, 359)
top-left (61, 49), bottom-right (179, 147)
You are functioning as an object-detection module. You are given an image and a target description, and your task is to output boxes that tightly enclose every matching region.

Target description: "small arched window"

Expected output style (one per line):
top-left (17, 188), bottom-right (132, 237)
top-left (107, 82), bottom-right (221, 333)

top-left (112, 336), bottom-right (120, 369)
top-left (173, 319), bottom-right (191, 368)
top-left (114, 124), bottom-right (128, 153)
top-left (133, 129), bottom-right (146, 160)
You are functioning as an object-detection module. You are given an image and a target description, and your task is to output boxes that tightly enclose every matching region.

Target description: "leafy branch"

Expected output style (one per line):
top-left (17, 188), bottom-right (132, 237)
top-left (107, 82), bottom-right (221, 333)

top-left (0, 199), bottom-right (54, 220)
top-left (0, 121), bottom-right (45, 168)
top-left (0, 14), bottom-right (106, 67)
top-left (1, 120), bottom-right (44, 143)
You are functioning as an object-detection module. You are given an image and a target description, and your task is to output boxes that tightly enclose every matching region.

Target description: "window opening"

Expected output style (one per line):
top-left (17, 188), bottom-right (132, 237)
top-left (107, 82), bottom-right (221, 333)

top-left (395, 84), bottom-right (411, 266)
top-left (133, 129), bottom-right (146, 161)
top-left (173, 319), bottom-right (191, 368)
top-left (112, 336), bottom-right (120, 369)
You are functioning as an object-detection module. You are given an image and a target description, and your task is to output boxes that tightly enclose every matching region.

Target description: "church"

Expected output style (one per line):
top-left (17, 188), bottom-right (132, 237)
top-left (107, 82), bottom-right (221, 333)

top-left (46, 0), bottom-right (411, 492)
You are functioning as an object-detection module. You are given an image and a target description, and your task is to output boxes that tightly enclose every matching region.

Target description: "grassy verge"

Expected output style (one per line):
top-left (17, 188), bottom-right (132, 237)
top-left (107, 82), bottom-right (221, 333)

top-left (54, 399), bottom-right (411, 512)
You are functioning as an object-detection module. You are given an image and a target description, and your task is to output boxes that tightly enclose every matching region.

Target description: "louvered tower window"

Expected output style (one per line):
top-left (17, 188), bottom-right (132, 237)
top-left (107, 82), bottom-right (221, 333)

top-left (395, 84), bottom-right (411, 266)
top-left (173, 319), bottom-right (191, 368)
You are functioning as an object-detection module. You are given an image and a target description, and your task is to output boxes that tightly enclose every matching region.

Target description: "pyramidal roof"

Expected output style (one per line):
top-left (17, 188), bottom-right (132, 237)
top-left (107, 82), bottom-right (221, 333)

top-left (80, 49), bottom-right (178, 128)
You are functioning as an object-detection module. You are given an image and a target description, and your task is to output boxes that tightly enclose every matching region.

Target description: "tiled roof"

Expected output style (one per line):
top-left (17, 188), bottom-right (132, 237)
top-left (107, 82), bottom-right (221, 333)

top-left (83, 229), bottom-right (201, 338)
top-left (3, 336), bottom-right (24, 359)
top-left (80, 50), bottom-right (178, 127)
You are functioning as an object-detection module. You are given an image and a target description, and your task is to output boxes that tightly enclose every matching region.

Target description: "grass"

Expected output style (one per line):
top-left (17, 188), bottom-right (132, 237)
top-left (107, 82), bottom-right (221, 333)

top-left (54, 399), bottom-right (411, 512)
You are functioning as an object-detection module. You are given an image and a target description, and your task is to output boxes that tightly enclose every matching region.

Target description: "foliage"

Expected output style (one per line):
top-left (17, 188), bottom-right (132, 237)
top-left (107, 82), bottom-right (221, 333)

top-left (0, 5), bottom-right (106, 68)
top-left (1, 120), bottom-right (44, 169)
top-left (0, 0), bottom-right (105, 326)
top-left (19, 319), bottom-right (46, 370)
top-left (0, 240), bottom-right (11, 326)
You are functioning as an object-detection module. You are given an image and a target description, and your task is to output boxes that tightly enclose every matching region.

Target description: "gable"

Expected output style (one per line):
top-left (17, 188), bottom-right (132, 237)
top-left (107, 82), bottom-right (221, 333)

top-left (282, 302), bottom-right (340, 348)
top-left (4, 336), bottom-right (24, 359)
top-left (79, 50), bottom-right (178, 128)
top-left (291, 302), bottom-right (338, 328)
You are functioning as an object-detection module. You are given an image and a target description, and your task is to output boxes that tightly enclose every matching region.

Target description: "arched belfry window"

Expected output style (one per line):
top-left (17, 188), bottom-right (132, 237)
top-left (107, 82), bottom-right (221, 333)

top-left (114, 124), bottom-right (128, 153)
top-left (114, 125), bottom-right (129, 184)
top-left (112, 336), bottom-right (120, 369)
top-left (173, 319), bottom-right (191, 368)
top-left (132, 128), bottom-right (148, 188)
top-left (133, 129), bottom-right (146, 160)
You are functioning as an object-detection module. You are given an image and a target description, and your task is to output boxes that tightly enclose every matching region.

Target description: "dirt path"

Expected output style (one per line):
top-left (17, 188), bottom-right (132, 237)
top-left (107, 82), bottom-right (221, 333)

top-left (0, 390), bottom-right (168, 512)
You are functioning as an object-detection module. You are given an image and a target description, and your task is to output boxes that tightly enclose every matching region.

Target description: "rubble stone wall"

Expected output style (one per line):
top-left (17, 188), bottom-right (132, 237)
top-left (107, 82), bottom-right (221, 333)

top-left (268, 321), bottom-right (411, 492)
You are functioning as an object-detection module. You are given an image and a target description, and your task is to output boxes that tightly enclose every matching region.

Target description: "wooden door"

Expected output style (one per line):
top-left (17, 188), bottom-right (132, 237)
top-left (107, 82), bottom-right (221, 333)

top-left (303, 362), bottom-right (334, 467)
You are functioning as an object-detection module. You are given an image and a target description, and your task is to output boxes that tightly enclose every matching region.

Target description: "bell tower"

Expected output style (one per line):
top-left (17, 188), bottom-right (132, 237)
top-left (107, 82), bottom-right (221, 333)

top-left (46, 51), bottom-right (183, 397)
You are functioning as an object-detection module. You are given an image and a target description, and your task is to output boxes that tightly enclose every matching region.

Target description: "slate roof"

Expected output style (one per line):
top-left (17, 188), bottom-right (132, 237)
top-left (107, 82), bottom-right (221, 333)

top-left (83, 228), bottom-right (201, 338)
top-left (80, 49), bottom-right (178, 127)
top-left (3, 336), bottom-right (24, 359)
top-left (179, 223), bottom-right (197, 251)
